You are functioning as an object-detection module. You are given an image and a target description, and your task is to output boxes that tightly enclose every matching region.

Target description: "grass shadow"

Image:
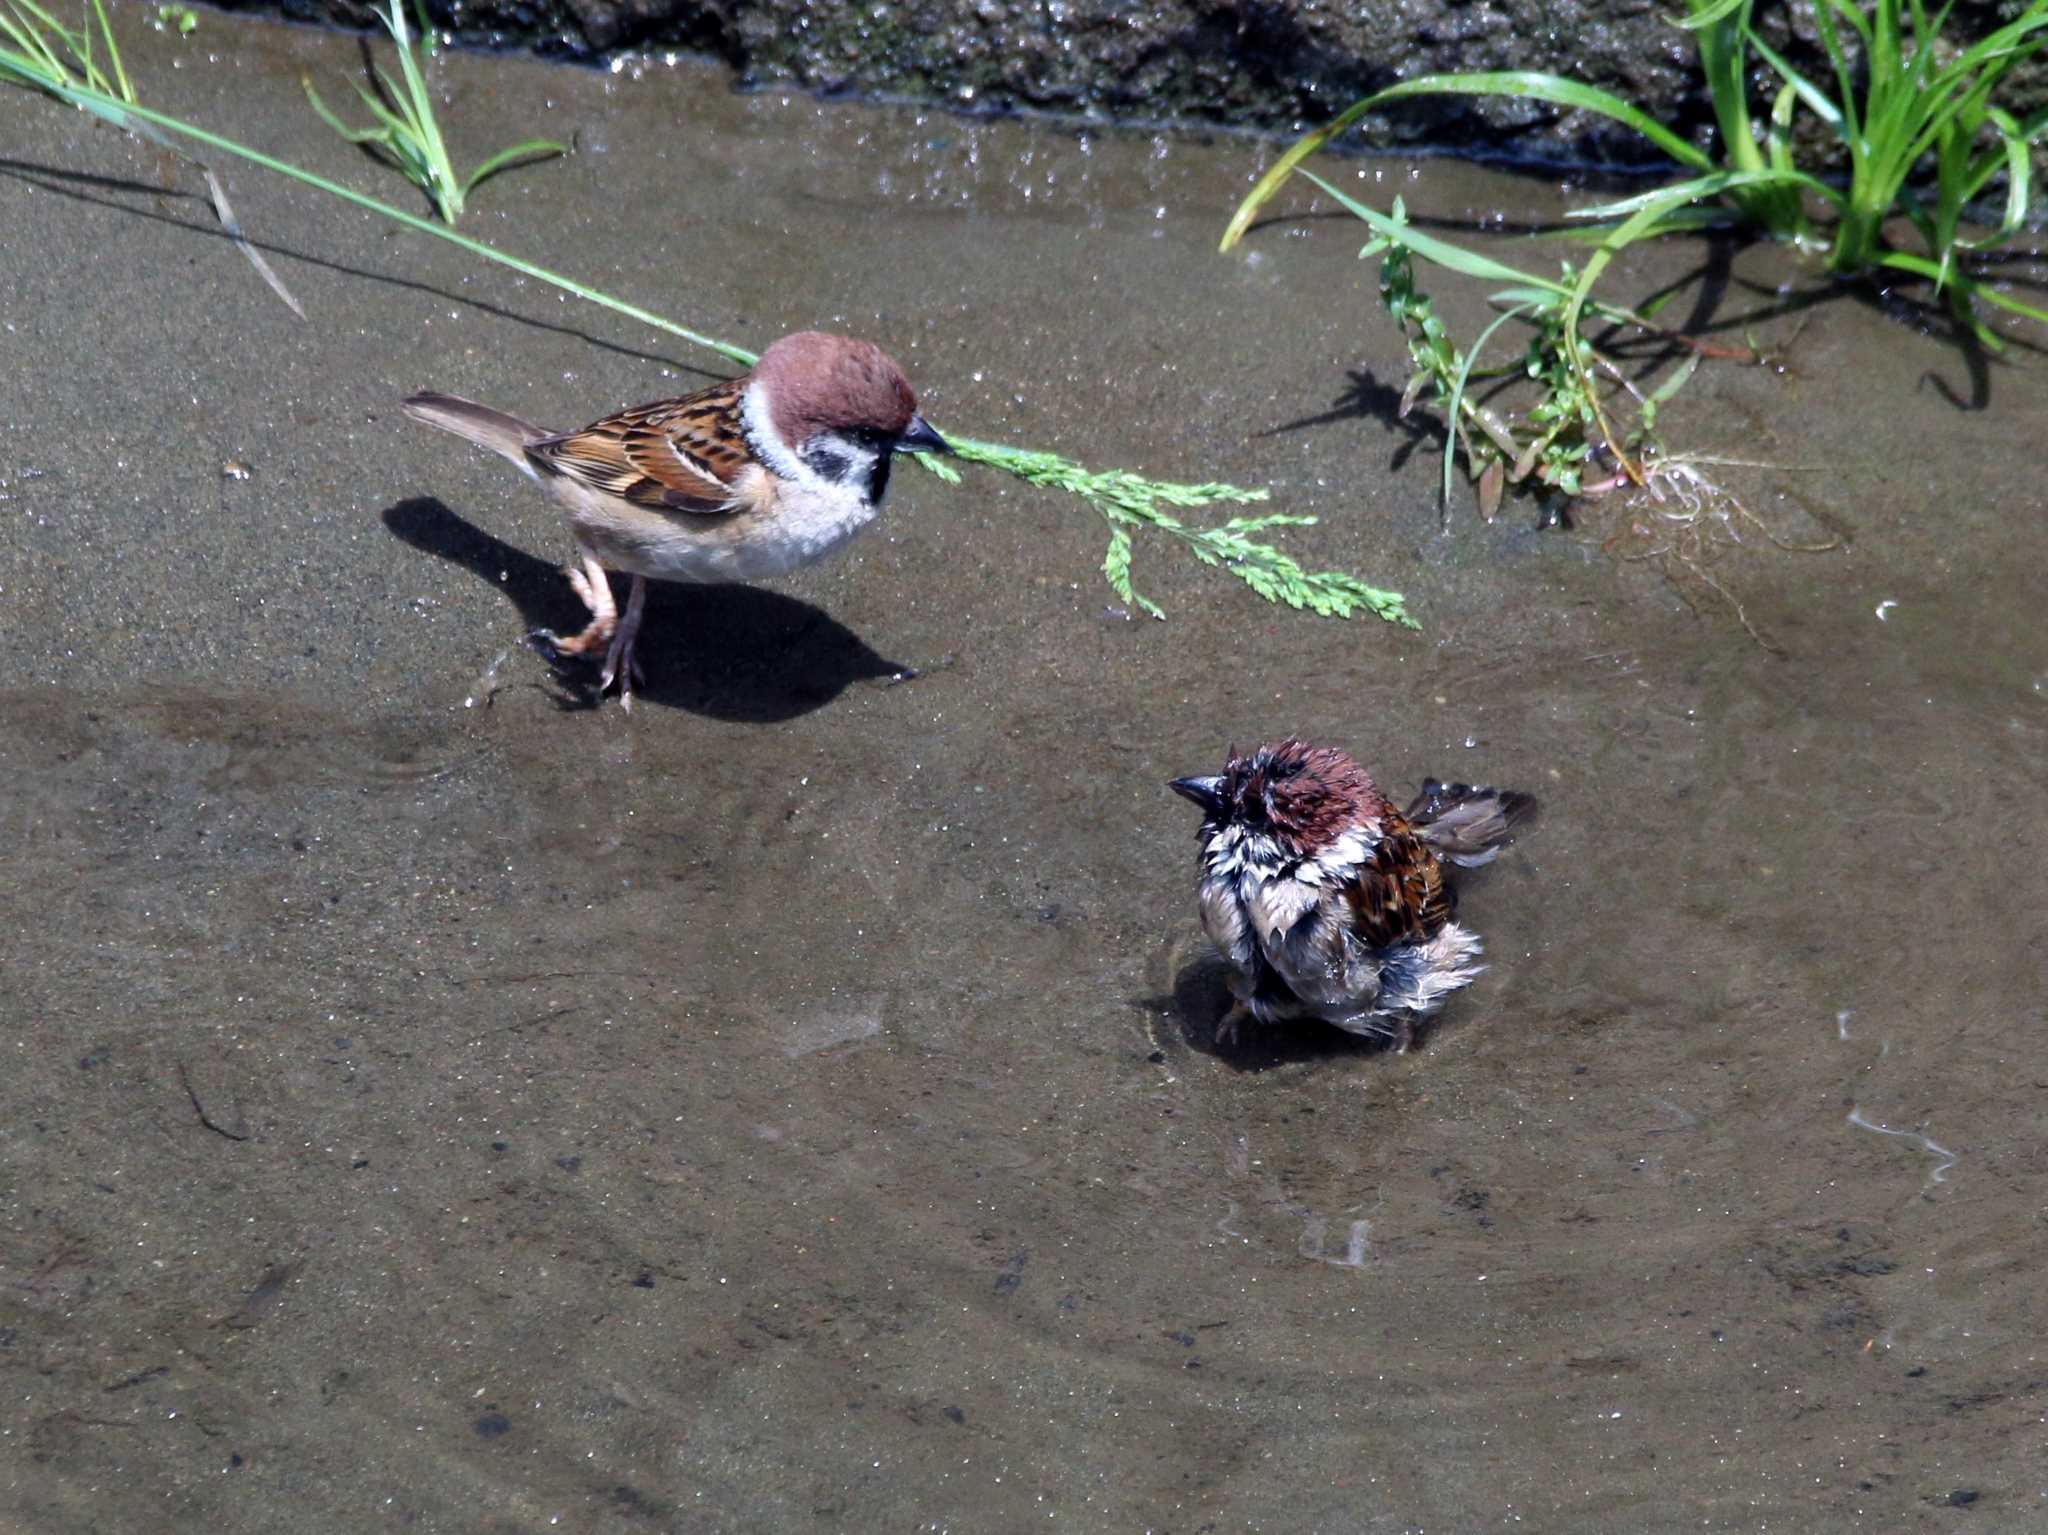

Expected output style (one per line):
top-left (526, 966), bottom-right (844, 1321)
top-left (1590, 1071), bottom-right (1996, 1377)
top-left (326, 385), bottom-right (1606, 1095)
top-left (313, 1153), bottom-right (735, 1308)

top-left (0, 156), bottom-right (719, 380)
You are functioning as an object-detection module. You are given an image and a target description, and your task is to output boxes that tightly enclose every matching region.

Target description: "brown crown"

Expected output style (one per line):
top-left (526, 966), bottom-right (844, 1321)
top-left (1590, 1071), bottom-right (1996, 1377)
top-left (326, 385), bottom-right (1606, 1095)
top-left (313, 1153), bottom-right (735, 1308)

top-left (1222, 738), bottom-right (1387, 850)
top-left (752, 331), bottom-right (918, 447)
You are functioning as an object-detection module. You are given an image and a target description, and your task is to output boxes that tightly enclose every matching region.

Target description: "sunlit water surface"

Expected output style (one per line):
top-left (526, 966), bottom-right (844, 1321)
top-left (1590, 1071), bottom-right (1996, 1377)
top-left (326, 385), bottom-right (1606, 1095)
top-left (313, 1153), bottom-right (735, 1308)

top-left (4, 12), bottom-right (2047, 1530)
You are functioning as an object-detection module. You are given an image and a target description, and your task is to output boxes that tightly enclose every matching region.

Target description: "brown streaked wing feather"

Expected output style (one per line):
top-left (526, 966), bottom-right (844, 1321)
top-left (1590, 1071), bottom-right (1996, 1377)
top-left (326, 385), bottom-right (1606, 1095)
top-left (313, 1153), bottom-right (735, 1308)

top-left (528, 380), bottom-right (749, 514)
top-left (1344, 820), bottom-right (1451, 950)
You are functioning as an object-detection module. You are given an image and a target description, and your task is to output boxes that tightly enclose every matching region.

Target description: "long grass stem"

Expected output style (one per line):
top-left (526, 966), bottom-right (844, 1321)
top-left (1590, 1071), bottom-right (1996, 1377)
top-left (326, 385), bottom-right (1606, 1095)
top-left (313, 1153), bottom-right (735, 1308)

top-left (7, 67), bottom-right (1407, 623)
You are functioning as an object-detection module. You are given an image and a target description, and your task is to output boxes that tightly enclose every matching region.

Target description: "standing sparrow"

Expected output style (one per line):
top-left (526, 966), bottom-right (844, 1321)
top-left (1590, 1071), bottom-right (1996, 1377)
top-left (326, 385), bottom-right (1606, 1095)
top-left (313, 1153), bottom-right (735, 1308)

top-left (1169, 739), bottom-right (1533, 1051)
top-left (404, 330), bottom-right (949, 707)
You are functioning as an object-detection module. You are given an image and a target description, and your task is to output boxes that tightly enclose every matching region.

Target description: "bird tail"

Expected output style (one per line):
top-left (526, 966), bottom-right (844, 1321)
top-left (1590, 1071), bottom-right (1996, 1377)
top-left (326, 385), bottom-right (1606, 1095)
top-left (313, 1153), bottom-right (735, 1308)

top-left (1404, 780), bottom-right (1536, 867)
top-left (403, 391), bottom-right (550, 471)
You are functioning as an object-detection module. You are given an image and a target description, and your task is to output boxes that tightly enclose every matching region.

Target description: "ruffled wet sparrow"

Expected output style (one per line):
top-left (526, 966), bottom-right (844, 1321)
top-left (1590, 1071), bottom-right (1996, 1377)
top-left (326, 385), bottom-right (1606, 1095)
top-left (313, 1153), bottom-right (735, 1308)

top-left (1170, 739), bottom-right (1534, 1051)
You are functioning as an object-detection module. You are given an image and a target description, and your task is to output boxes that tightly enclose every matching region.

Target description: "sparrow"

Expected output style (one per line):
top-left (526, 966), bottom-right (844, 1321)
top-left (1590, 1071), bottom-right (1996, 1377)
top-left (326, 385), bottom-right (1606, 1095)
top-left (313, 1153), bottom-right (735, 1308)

top-left (1169, 739), bottom-right (1534, 1052)
top-left (404, 330), bottom-right (950, 707)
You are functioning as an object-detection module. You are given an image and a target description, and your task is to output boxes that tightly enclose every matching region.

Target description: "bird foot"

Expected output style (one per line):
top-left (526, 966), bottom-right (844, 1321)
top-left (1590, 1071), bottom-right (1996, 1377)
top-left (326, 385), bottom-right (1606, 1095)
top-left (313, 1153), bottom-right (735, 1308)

top-left (1214, 1000), bottom-right (1253, 1050)
top-left (524, 625), bottom-right (608, 665)
top-left (596, 643), bottom-right (645, 711)
top-left (524, 626), bottom-right (625, 708)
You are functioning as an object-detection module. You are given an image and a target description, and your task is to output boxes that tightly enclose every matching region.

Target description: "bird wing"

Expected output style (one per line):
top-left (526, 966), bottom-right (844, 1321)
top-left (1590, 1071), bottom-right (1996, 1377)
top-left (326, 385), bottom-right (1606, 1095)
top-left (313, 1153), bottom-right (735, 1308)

top-left (1343, 818), bottom-right (1452, 950)
top-left (527, 379), bottom-right (751, 514)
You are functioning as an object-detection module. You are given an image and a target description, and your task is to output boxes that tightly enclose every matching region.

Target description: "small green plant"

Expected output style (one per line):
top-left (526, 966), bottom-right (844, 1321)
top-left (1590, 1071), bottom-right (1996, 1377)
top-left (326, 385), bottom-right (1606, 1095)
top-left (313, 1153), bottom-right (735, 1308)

top-left (1223, 1), bottom-right (2048, 345)
top-left (1243, 164), bottom-right (1840, 640)
top-left (154, 5), bottom-right (197, 36)
top-left (4, 65), bottom-right (1408, 625)
top-left (1745, 0), bottom-right (2048, 302)
top-left (1300, 169), bottom-right (1786, 514)
top-left (302, 0), bottom-right (565, 224)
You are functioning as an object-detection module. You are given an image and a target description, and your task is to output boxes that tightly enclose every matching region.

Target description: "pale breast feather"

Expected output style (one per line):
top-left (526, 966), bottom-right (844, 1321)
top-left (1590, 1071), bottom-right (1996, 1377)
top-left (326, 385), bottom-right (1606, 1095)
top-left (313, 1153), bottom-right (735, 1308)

top-left (1196, 874), bottom-right (1257, 971)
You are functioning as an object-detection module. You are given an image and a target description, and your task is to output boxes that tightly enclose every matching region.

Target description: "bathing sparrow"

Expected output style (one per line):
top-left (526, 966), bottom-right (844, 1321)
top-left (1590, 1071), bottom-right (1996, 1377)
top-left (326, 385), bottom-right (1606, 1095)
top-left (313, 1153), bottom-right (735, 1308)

top-left (1170, 739), bottom-right (1533, 1051)
top-left (405, 330), bottom-right (949, 707)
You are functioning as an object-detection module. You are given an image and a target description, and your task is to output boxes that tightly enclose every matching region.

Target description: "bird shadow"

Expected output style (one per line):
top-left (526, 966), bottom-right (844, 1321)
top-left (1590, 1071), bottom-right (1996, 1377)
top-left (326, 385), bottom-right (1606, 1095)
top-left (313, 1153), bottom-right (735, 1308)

top-left (380, 498), bottom-right (909, 720)
top-left (1135, 950), bottom-right (1392, 1073)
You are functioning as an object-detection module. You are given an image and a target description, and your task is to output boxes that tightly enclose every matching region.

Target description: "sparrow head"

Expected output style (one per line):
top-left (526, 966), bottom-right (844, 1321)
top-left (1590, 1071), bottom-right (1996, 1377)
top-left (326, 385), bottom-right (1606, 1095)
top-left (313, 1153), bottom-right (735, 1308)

top-left (1170, 738), bottom-right (1385, 856)
top-left (751, 331), bottom-right (949, 504)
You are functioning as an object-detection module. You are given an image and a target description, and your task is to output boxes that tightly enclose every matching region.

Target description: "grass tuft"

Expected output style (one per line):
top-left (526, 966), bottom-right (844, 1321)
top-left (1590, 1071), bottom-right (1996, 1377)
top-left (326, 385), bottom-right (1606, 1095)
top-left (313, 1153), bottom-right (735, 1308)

top-left (1223, 1), bottom-right (2048, 345)
top-left (302, 0), bottom-right (565, 224)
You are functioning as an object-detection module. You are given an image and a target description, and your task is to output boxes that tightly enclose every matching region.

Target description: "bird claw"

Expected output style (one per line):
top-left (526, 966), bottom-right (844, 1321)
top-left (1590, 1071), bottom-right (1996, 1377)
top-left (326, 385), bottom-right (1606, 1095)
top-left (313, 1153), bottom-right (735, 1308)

top-left (523, 627), bottom-right (569, 665)
top-left (1214, 1000), bottom-right (1252, 1050)
top-left (599, 659), bottom-right (644, 711)
top-left (525, 629), bottom-right (619, 711)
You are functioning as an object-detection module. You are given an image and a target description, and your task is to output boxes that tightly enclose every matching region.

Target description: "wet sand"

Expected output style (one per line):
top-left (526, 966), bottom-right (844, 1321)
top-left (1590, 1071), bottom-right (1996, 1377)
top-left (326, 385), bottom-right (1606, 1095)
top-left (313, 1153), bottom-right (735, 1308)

top-left (4, 12), bottom-right (2048, 1531)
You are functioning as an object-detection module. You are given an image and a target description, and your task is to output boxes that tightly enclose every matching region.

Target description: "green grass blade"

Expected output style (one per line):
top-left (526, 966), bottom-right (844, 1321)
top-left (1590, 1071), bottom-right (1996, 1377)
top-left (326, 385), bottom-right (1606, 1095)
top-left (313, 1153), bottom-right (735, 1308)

top-left (12, 75), bottom-right (760, 365)
top-left (301, 76), bottom-right (389, 145)
top-left (10, 0), bottom-right (81, 69)
top-left (87, 0), bottom-right (128, 103)
top-left (361, 66), bottom-right (417, 132)
top-left (1966, 106), bottom-right (2032, 245)
top-left (1567, 165), bottom-right (1837, 218)
top-left (357, 0), bottom-right (459, 218)
top-left (1553, 168), bottom-right (1806, 460)
top-left (460, 137), bottom-right (568, 198)
top-left (0, 7), bottom-right (69, 83)
top-left (1299, 169), bottom-right (1572, 294)
top-left (1645, 350), bottom-right (1701, 408)
top-left (1806, 2), bottom-right (1864, 149)
top-left (1746, 27), bottom-right (1844, 134)
top-left (1675, 0), bottom-right (1749, 28)
top-left (1766, 80), bottom-right (1797, 172)
top-left (1221, 70), bottom-right (1714, 251)
top-left (1880, 250), bottom-right (2048, 326)
top-left (1443, 300), bottom-right (1538, 511)
top-left (1932, 11), bottom-right (2048, 80)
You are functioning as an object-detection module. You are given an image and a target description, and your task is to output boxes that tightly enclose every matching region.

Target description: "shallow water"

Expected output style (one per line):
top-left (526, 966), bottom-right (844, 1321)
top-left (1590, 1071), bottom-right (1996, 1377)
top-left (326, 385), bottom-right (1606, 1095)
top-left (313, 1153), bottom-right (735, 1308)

top-left (5, 13), bottom-right (2048, 1531)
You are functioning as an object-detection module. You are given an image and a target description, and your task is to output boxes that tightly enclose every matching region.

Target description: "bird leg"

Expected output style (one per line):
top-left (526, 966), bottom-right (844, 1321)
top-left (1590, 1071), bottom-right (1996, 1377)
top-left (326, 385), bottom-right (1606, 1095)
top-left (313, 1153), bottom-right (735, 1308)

top-left (530, 548), bottom-right (617, 658)
top-left (1215, 971), bottom-right (1256, 1049)
top-left (528, 548), bottom-right (618, 670)
top-left (598, 576), bottom-right (648, 709)
top-left (1214, 999), bottom-right (1253, 1050)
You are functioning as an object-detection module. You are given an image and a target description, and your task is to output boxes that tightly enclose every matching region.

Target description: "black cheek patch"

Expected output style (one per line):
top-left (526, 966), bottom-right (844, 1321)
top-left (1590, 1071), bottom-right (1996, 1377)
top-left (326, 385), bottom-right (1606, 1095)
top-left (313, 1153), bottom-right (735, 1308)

top-left (802, 442), bottom-right (852, 482)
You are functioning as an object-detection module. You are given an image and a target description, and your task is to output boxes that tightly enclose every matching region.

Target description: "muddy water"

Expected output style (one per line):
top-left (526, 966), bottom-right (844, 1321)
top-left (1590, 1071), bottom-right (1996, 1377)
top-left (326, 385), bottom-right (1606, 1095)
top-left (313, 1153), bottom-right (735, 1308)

top-left (5, 12), bottom-right (2048, 1532)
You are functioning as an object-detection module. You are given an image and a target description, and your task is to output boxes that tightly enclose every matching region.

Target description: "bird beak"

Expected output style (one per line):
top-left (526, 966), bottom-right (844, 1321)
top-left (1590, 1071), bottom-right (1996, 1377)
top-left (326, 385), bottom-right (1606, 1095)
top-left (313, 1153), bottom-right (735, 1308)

top-left (896, 414), bottom-right (951, 456)
top-left (1168, 775), bottom-right (1226, 816)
